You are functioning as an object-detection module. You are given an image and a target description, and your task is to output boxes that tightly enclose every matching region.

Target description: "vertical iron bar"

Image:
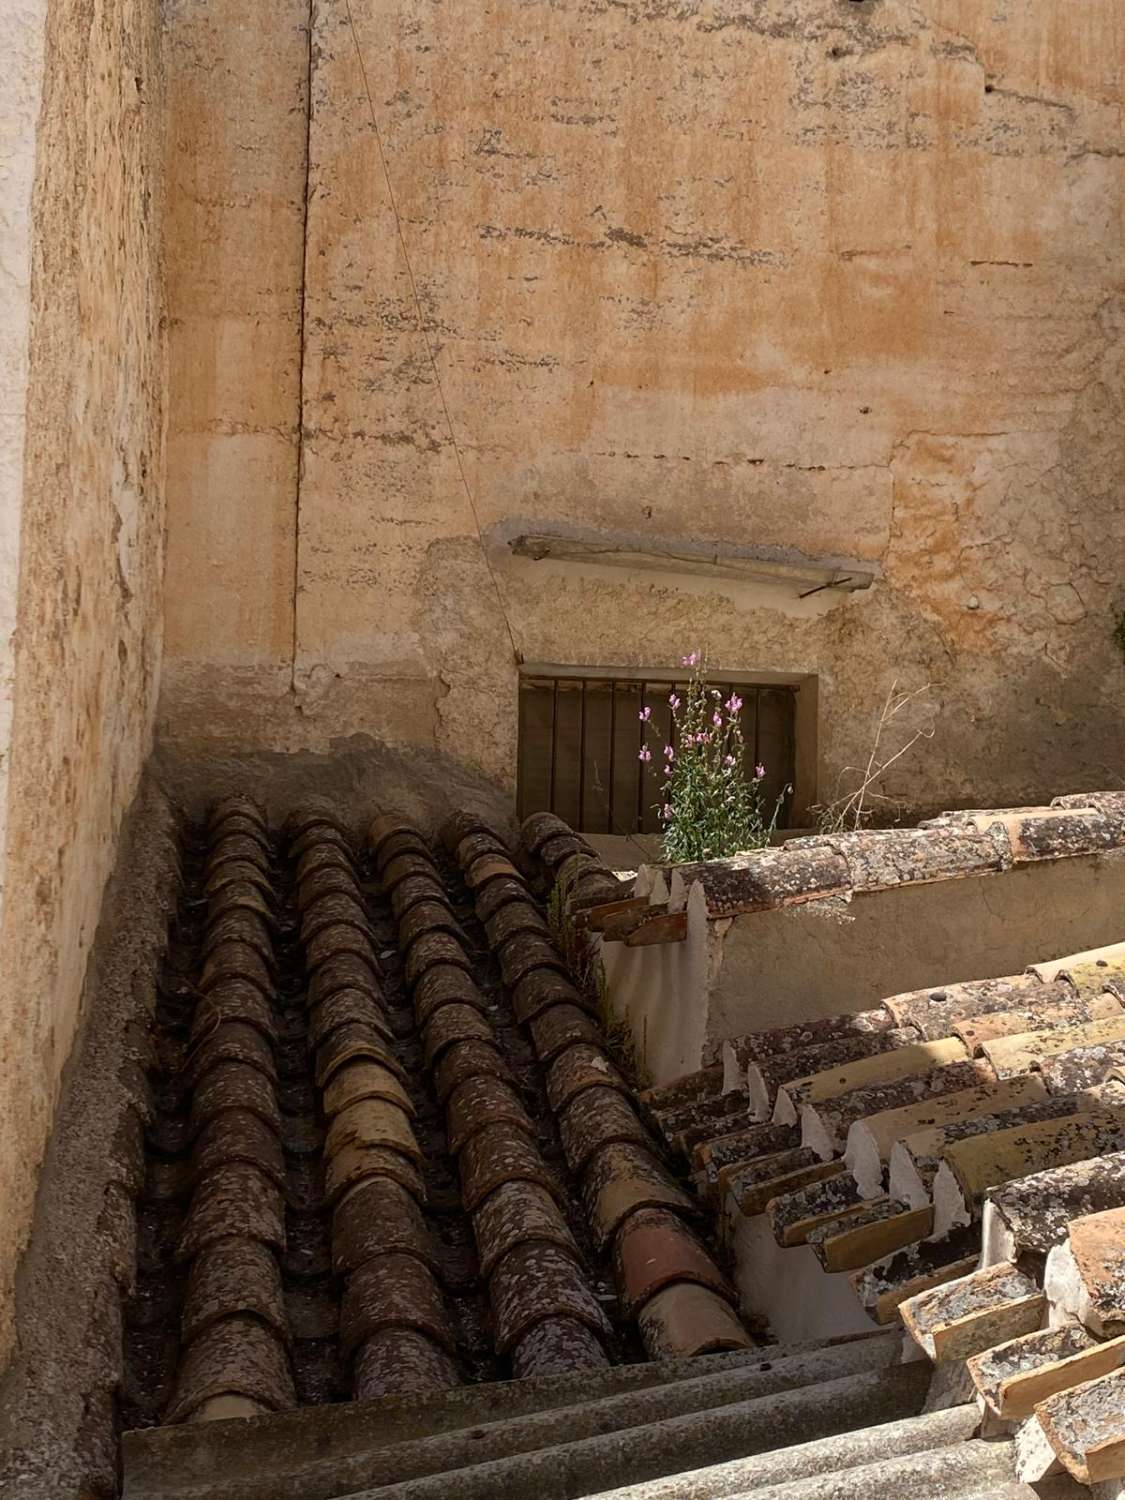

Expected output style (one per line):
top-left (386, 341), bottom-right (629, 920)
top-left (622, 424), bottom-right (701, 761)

top-left (577, 679), bottom-right (588, 832)
top-left (607, 680), bottom-right (617, 835)
top-left (549, 678), bottom-right (559, 815)
top-left (752, 687), bottom-right (761, 772)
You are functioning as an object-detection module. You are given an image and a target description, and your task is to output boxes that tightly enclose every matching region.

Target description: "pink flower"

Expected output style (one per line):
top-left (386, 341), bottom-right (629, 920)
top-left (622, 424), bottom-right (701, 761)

top-left (664, 745), bottom-right (674, 760)
top-left (638, 706), bottom-right (651, 722)
top-left (668, 693), bottom-right (681, 710)
top-left (712, 712), bottom-right (722, 727)
top-left (725, 694), bottom-right (743, 714)
top-left (696, 732), bottom-right (711, 745)
top-left (681, 651), bottom-right (700, 667)
top-left (638, 746), bottom-right (652, 763)
top-left (724, 754), bottom-right (736, 767)
top-left (661, 803), bottom-right (673, 820)
top-left (755, 762), bottom-right (766, 779)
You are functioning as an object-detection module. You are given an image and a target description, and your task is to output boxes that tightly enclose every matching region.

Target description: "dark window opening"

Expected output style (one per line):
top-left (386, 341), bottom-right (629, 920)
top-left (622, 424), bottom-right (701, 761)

top-left (517, 674), bottom-right (797, 837)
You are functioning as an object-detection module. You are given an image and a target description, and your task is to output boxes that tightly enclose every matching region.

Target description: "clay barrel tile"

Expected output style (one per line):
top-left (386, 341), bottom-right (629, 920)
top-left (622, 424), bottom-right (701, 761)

top-left (484, 900), bottom-right (553, 951)
top-left (935, 1110), bottom-right (1125, 1233)
top-left (955, 992), bottom-right (1121, 1053)
top-left (497, 934), bottom-right (569, 989)
top-left (177, 1163), bottom-right (286, 1261)
top-left (806, 1198), bottom-right (932, 1273)
top-left (380, 851), bottom-right (441, 893)
top-left (209, 795), bottom-right (269, 834)
top-left (353, 1329), bottom-right (460, 1400)
top-left (850, 1225), bottom-right (979, 1325)
top-left (899, 1260), bottom-right (1044, 1363)
top-left (340, 1253), bottom-right (455, 1358)
top-left (984, 809), bottom-right (1121, 864)
top-left (404, 931), bottom-right (474, 988)
top-left (986, 1150), bottom-right (1125, 1260)
top-left (697, 1119), bottom-right (799, 1176)
top-left (669, 845), bottom-right (851, 918)
top-left (560, 1086), bottom-right (657, 1177)
top-left (1041, 1040), bottom-right (1125, 1095)
top-left (369, 813), bottom-right (424, 855)
top-left (325, 1140), bottom-right (426, 1208)
top-left (454, 829), bottom-right (510, 867)
top-left (322, 1060), bottom-right (415, 1120)
top-left (465, 852), bottom-right (523, 890)
top-left (412, 965), bottom-right (489, 1025)
top-left (308, 988), bottom-right (394, 1051)
top-left (636, 1283), bottom-right (753, 1360)
top-left (529, 1003), bottom-right (601, 1064)
top-left (459, 1121), bottom-right (563, 1212)
top-left (446, 1074), bottom-right (535, 1156)
top-left (800, 1058), bottom-right (997, 1162)
top-left (315, 1022), bottom-right (406, 1087)
top-left (297, 866), bottom-right (361, 912)
top-left (882, 973), bottom-right (1049, 1039)
top-left (510, 1316), bottom-right (611, 1379)
top-left (968, 1324), bottom-right (1103, 1420)
top-left (722, 1010), bottom-right (897, 1086)
top-left (203, 886), bottom-right (277, 932)
top-left (421, 1004), bottom-right (494, 1069)
top-left (300, 892), bottom-right (372, 945)
top-left (846, 1074), bottom-right (1050, 1197)
top-left (555, 851), bottom-right (606, 891)
top-left (722, 1148), bottom-right (840, 1219)
top-left (204, 814), bottom-right (273, 858)
top-left (537, 831), bottom-right (597, 871)
top-left (837, 825), bottom-right (1006, 892)
top-left (305, 923), bottom-right (380, 978)
top-left (284, 797), bottom-right (350, 840)
top-left (325, 1098), bottom-right (421, 1166)
top-left (288, 823), bottom-right (354, 863)
top-left (182, 1238), bottom-right (288, 1347)
top-left (473, 1180), bottom-right (580, 1279)
top-left (582, 1142), bottom-right (696, 1248)
top-left (613, 1207), bottom-right (734, 1316)
top-left (398, 900), bottom-right (464, 950)
top-left (568, 872), bottom-right (627, 911)
top-left (744, 1031), bottom-right (903, 1122)
top-left (205, 834), bottom-right (272, 877)
top-left (307, 954), bottom-right (386, 1010)
top-left (982, 1014), bottom-right (1125, 1077)
top-left (475, 874), bottom-right (537, 924)
top-left (191, 1109), bottom-right (287, 1190)
top-left (189, 1060), bottom-right (282, 1139)
top-left (512, 970), bottom-right (593, 1024)
top-left (773, 1037), bottom-right (974, 1126)
top-left (547, 1043), bottom-right (628, 1113)
top-left (165, 1315), bottom-right (295, 1424)
top-left (639, 1065), bottom-right (723, 1117)
top-left (766, 1168), bottom-right (864, 1247)
top-left (205, 861), bottom-right (277, 904)
top-left (651, 1088), bottom-right (750, 1143)
top-left (391, 874), bottom-right (454, 921)
top-left (488, 1240), bottom-right (610, 1354)
top-left (202, 911), bottom-right (277, 970)
top-left (433, 1039), bottom-right (513, 1105)
top-left (374, 831), bottom-right (435, 870)
top-left (331, 1177), bottom-right (441, 1278)
top-left (296, 844), bottom-right (356, 885)
top-left (1034, 1364), bottom-right (1125, 1485)
top-left (1059, 1206), bottom-right (1125, 1338)
top-left (184, 1020), bottom-right (277, 1089)
top-left (199, 941), bottom-right (273, 998)
top-left (520, 811), bottom-right (580, 856)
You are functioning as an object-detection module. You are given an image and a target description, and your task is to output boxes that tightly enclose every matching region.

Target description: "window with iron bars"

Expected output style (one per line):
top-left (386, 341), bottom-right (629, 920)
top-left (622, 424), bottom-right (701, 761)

top-left (517, 673), bottom-right (797, 837)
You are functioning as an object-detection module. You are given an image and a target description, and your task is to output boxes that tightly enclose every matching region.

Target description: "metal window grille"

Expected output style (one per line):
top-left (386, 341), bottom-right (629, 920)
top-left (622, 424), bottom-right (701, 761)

top-left (517, 674), bottom-right (797, 836)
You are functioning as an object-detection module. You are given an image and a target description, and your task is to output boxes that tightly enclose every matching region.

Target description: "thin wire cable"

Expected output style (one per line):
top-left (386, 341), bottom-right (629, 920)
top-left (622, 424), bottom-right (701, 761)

top-left (343, 0), bottom-right (522, 665)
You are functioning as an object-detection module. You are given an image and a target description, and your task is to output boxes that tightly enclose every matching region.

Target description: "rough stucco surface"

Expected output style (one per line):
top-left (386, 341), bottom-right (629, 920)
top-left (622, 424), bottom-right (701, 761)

top-left (0, 0), bottom-right (166, 1371)
top-left (158, 0), bottom-right (1125, 812)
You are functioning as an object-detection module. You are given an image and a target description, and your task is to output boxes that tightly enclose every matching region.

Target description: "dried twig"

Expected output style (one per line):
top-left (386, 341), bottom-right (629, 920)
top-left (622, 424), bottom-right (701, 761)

top-left (816, 680), bottom-right (935, 833)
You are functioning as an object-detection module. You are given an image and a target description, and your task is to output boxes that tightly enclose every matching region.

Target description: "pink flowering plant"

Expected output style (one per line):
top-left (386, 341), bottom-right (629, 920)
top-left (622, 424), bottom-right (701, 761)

top-left (640, 653), bottom-right (788, 863)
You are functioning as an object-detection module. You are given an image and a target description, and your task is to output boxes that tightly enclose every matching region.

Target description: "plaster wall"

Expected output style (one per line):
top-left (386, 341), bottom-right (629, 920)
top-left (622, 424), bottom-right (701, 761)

top-left (0, 0), bottom-right (166, 1369)
top-left (159, 0), bottom-right (1125, 818)
top-left (604, 849), bottom-right (1125, 1086)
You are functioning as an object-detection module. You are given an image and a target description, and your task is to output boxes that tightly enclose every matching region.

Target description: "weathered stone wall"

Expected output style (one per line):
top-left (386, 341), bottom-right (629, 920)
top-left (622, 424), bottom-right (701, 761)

top-left (0, 0), bottom-right (166, 1369)
top-left (160, 0), bottom-right (1125, 815)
